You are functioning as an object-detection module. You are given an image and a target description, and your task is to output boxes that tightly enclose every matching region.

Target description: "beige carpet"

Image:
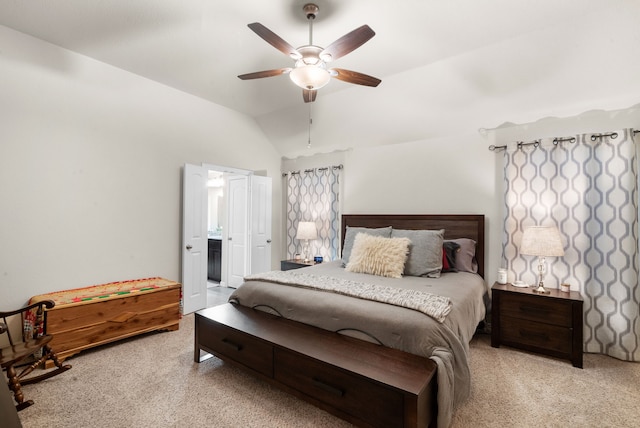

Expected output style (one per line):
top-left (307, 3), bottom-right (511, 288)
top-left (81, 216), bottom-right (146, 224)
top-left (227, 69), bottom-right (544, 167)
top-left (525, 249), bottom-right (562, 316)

top-left (15, 314), bottom-right (640, 428)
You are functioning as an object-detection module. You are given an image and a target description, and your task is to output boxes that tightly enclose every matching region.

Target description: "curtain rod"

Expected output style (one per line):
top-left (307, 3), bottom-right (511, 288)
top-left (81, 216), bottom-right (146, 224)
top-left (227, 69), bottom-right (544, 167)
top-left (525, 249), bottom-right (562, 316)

top-left (488, 129), bottom-right (630, 151)
top-left (282, 164), bottom-right (343, 177)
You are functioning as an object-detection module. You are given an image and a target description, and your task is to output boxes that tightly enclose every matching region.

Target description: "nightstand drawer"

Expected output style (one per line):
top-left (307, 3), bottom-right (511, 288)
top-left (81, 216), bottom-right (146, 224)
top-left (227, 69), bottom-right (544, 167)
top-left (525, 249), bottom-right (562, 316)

top-left (501, 316), bottom-right (571, 354)
top-left (501, 292), bottom-right (572, 327)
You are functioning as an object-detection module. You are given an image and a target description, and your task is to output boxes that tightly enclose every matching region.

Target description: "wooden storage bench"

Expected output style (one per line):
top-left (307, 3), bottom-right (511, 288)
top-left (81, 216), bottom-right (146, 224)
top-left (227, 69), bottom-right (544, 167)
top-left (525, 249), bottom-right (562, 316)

top-left (29, 277), bottom-right (181, 366)
top-left (195, 303), bottom-right (437, 428)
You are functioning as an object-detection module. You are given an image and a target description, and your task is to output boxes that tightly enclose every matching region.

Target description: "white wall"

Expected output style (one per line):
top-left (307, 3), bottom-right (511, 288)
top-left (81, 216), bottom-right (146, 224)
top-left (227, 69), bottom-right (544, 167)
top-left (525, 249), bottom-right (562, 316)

top-left (0, 26), bottom-right (282, 309)
top-left (342, 132), bottom-right (501, 286)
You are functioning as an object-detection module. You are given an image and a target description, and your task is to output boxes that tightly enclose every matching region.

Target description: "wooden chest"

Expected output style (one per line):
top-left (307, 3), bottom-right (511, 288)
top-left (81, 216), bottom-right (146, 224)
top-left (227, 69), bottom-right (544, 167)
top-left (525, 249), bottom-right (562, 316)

top-left (29, 278), bottom-right (181, 366)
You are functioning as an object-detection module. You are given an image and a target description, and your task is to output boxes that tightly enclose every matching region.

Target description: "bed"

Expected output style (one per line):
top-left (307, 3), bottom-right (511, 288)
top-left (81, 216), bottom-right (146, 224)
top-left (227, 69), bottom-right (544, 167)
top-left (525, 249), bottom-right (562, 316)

top-left (198, 214), bottom-right (486, 428)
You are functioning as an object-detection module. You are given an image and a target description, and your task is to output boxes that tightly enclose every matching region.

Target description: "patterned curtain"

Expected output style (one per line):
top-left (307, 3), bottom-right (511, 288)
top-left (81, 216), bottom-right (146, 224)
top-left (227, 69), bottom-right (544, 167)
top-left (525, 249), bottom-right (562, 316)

top-left (501, 129), bottom-right (640, 361)
top-left (284, 166), bottom-right (341, 261)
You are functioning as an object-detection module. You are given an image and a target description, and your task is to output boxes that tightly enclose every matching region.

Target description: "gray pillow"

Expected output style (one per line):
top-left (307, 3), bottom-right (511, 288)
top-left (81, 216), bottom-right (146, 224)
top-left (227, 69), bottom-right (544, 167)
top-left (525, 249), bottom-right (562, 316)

top-left (342, 226), bottom-right (392, 266)
top-left (444, 238), bottom-right (478, 273)
top-left (391, 229), bottom-right (444, 277)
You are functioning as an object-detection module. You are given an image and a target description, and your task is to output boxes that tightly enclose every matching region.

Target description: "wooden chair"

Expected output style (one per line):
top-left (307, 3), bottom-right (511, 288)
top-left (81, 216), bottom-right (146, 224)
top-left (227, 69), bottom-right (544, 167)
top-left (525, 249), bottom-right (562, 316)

top-left (0, 300), bottom-right (71, 411)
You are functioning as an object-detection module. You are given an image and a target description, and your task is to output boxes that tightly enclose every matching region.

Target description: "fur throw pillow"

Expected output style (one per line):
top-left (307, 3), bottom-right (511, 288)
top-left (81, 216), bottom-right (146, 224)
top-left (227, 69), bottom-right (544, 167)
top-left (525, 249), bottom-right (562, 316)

top-left (345, 233), bottom-right (410, 278)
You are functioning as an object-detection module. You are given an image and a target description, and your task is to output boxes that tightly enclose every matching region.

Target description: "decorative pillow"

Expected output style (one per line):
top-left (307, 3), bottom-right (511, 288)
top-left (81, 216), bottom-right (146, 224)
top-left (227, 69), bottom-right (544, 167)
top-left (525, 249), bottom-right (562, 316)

top-left (442, 249), bottom-right (450, 271)
top-left (442, 241), bottom-right (460, 273)
top-left (445, 238), bottom-right (477, 273)
top-left (345, 233), bottom-right (410, 278)
top-left (390, 229), bottom-right (444, 277)
top-left (341, 226), bottom-right (392, 266)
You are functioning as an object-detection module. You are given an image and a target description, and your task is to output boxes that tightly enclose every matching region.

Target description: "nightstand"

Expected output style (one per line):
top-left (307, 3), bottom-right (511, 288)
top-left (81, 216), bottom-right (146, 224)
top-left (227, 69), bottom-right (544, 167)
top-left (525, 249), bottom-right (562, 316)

top-left (491, 282), bottom-right (583, 368)
top-left (280, 259), bottom-right (315, 271)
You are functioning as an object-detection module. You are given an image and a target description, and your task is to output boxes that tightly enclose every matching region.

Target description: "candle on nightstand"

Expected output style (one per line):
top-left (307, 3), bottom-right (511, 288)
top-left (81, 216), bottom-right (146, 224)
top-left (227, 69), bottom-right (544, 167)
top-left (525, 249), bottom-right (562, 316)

top-left (498, 269), bottom-right (507, 284)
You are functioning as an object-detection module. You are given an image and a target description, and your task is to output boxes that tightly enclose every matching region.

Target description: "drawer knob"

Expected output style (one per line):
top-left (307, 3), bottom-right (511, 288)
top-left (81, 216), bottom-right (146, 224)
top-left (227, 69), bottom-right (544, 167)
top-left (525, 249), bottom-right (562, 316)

top-left (312, 377), bottom-right (344, 397)
top-left (222, 338), bottom-right (243, 351)
top-left (520, 329), bottom-right (550, 341)
top-left (520, 305), bottom-right (550, 316)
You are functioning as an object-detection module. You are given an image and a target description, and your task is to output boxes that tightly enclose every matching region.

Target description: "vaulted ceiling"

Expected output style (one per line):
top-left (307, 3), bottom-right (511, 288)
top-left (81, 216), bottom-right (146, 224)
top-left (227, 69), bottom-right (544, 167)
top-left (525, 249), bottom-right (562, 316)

top-left (1, 0), bottom-right (639, 158)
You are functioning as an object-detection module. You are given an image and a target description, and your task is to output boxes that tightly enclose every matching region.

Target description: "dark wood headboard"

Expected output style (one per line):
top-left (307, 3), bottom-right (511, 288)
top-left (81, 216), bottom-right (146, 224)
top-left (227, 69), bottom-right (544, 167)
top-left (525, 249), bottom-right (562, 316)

top-left (341, 214), bottom-right (485, 278)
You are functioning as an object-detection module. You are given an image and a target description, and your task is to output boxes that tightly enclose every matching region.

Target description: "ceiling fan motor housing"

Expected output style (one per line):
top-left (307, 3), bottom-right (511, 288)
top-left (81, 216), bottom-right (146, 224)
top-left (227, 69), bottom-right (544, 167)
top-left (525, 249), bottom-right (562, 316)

top-left (303, 3), bottom-right (319, 20)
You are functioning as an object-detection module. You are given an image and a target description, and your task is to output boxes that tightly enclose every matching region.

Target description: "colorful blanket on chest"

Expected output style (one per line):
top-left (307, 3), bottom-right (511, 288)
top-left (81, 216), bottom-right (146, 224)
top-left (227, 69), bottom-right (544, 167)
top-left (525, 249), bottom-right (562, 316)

top-left (28, 277), bottom-right (180, 308)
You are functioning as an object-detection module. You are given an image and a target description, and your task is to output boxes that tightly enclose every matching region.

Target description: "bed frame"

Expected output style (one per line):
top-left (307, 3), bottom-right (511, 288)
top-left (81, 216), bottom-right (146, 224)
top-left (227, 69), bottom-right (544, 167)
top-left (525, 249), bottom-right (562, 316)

top-left (195, 214), bottom-right (485, 428)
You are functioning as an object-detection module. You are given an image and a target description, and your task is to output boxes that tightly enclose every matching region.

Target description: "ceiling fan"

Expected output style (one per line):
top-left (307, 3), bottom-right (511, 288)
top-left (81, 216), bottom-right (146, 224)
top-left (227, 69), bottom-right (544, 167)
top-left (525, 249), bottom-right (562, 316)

top-left (238, 3), bottom-right (381, 103)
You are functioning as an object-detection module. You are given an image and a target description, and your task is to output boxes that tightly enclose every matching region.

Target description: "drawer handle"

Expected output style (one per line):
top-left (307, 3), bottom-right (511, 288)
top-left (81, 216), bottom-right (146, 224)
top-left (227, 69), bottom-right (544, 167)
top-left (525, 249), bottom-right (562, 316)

top-left (222, 338), bottom-right (243, 351)
top-left (519, 305), bottom-right (550, 316)
top-left (520, 329), bottom-right (549, 341)
top-left (312, 377), bottom-right (344, 397)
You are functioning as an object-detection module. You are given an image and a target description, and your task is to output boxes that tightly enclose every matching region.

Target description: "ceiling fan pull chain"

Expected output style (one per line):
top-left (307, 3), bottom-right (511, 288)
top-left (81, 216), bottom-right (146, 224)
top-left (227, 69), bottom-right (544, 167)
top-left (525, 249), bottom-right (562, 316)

top-left (307, 102), bottom-right (312, 149)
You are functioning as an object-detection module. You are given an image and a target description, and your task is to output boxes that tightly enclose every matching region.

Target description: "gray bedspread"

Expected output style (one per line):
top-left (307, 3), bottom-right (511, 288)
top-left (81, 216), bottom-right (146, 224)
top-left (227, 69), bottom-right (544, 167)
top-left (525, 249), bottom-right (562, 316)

top-left (229, 261), bottom-right (487, 428)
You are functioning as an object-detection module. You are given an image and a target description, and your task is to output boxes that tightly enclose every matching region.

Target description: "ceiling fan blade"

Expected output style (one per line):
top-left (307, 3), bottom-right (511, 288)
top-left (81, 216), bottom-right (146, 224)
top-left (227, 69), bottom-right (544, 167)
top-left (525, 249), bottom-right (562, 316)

top-left (238, 68), bottom-right (292, 80)
top-left (248, 23), bottom-right (302, 59)
top-left (330, 68), bottom-right (381, 87)
top-left (320, 25), bottom-right (375, 62)
top-left (303, 89), bottom-right (317, 103)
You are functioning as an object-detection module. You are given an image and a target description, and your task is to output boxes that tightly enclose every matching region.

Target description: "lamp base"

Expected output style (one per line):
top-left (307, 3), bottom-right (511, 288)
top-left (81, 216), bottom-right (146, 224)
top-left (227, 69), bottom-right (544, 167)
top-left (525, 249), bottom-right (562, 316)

top-left (532, 257), bottom-right (550, 294)
top-left (302, 240), bottom-right (311, 263)
top-left (532, 285), bottom-right (550, 294)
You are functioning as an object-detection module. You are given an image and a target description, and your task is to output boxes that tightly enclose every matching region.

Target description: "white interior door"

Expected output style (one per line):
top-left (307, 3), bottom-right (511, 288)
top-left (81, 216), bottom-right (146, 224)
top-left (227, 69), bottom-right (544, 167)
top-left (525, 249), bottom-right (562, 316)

top-left (226, 175), bottom-right (248, 288)
top-left (250, 175), bottom-right (272, 274)
top-left (182, 163), bottom-right (208, 314)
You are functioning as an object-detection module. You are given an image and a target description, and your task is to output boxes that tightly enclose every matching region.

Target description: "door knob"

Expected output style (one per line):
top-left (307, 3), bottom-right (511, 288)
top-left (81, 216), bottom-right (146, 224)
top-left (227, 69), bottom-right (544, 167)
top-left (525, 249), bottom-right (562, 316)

top-left (186, 245), bottom-right (192, 250)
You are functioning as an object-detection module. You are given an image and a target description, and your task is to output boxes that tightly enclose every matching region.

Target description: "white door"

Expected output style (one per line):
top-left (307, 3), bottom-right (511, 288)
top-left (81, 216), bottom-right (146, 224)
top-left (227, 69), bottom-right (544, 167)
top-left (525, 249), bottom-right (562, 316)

top-left (181, 163), bottom-right (208, 314)
top-left (250, 175), bottom-right (272, 274)
top-left (226, 175), bottom-right (248, 288)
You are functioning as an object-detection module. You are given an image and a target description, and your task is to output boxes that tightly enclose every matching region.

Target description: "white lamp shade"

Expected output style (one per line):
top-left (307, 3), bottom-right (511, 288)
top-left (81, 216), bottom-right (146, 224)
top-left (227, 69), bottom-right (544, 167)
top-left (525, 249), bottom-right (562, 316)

top-left (520, 226), bottom-right (565, 257)
top-left (289, 65), bottom-right (331, 90)
top-left (295, 221), bottom-right (317, 240)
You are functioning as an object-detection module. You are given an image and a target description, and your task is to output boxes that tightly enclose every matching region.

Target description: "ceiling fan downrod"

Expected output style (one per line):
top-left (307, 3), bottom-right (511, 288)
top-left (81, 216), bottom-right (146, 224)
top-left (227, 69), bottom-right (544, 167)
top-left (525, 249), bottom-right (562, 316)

top-left (303, 3), bottom-right (319, 46)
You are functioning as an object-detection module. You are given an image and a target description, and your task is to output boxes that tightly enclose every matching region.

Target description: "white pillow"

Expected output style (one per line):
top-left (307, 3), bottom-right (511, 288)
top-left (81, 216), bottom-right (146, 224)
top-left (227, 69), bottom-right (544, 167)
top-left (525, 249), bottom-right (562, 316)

top-left (345, 233), bottom-right (410, 278)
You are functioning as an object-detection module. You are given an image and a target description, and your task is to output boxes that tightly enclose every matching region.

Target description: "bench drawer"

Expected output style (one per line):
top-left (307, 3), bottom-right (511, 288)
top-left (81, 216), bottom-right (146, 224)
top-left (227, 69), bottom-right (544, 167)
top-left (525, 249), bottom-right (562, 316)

top-left (197, 316), bottom-right (273, 377)
top-left (274, 348), bottom-right (404, 428)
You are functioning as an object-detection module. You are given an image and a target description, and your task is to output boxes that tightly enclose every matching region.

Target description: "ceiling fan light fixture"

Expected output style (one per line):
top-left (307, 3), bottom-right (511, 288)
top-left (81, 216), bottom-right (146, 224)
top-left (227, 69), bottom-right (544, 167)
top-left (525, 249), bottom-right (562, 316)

top-left (289, 65), bottom-right (330, 90)
top-left (319, 52), bottom-right (332, 62)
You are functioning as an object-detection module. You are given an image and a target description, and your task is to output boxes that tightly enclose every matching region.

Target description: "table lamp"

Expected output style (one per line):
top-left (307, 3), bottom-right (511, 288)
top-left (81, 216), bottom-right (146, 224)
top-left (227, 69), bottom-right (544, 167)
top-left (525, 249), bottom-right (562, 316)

top-left (296, 221), bottom-right (317, 262)
top-left (520, 226), bottom-right (565, 294)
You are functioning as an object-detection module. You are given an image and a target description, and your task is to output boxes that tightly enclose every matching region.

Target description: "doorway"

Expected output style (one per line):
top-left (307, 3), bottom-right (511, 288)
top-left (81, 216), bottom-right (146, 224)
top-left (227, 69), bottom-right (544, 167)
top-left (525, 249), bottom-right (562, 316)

top-left (205, 170), bottom-right (225, 305)
top-left (204, 166), bottom-right (249, 309)
top-left (182, 163), bottom-right (272, 314)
